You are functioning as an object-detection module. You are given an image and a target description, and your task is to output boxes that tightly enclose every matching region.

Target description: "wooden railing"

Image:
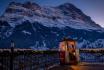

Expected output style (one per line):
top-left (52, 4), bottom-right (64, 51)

top-left (79, 49), bottom-right (104, 63)
top-left (1, 48), bottom-right (104, 70)
top-left (0, 49), bottom-right (60, 70)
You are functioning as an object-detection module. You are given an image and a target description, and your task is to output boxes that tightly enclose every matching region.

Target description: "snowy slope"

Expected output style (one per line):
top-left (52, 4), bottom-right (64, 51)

top-left (0, 2), bottom-right (102, 30)
top-left (0, 2), bottom-right (104, 49)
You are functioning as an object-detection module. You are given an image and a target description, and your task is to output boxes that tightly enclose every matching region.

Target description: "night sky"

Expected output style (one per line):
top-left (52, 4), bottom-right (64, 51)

top-left (0, 0), bottom-right (104, 27)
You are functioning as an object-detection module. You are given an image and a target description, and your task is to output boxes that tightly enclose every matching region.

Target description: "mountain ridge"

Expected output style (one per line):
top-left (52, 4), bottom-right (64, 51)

top-left (0, 2), bottom-right (102, 29)
top-left (0, 2), bottom-right (104, 49)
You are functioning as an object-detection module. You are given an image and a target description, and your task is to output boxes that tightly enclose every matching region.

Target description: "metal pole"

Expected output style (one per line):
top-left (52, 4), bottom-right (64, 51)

top-left (1, 54), bottom-right (3, 70)
top-left (10, 41), bottom-right (14, 70)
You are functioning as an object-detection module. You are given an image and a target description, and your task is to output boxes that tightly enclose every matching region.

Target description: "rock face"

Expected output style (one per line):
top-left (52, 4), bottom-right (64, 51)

top-left (0, 2), bottom-right (104, 49)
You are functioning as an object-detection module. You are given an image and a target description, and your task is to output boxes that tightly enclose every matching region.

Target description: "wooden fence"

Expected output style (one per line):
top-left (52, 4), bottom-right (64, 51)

top-left (0, 48), bottom-right (60, 70)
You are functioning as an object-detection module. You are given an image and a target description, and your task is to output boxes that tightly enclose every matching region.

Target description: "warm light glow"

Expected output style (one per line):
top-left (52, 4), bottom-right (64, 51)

top-left (59, 42), bottom-right (67, 51)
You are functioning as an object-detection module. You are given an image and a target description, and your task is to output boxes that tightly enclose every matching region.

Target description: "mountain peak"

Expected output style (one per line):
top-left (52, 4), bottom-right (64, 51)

top-left (58, 3), bottom-right (83, 14)
top-left (23, 1), bottom-right (40, 10)
top-left (9, 1), bottom-right (22, 6)
top-left (60, 3), bottom-right (76, 8)
top-left (1, 2), bottom-right (102, 30)
top-left (6, 1), bottom-right (41, 12)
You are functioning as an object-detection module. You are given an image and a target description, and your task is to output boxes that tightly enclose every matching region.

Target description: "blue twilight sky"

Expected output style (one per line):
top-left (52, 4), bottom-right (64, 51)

top-left (0, 0), bottom-right (104, 27)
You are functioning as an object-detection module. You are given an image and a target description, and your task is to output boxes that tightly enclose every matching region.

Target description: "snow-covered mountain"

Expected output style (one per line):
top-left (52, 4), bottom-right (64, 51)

top-left (0, 2), bottom-right (104, 49)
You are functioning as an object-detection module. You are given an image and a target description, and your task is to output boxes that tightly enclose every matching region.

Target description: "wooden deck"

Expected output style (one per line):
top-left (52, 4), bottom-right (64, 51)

top-left (49, 64), bottom-right (104, 70)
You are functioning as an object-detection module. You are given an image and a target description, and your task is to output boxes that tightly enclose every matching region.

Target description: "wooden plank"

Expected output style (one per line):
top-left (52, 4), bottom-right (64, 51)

top-left (49, 65), bottom-right (104, 70)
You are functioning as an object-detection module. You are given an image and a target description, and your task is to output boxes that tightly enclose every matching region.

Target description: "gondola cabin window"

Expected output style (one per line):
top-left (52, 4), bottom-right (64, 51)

top-left (59, 38), bottom-right (76, 52)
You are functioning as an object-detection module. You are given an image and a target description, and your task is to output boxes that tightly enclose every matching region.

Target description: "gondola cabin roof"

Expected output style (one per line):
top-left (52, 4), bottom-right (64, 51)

top-left (60, 38), bottom-right (76, 42)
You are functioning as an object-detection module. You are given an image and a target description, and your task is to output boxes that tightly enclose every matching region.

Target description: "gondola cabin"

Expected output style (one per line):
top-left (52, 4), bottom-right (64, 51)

top-left (59, 38), bottom-right (78, 65)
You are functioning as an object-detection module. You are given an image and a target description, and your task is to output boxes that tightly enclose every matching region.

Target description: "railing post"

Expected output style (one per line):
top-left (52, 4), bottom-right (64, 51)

top-left (1, 53), bottom-right (3, 70)
top-left (10, 41), bottom-right (15, 70)
top-left (76, 49), bottom-right (80, 63)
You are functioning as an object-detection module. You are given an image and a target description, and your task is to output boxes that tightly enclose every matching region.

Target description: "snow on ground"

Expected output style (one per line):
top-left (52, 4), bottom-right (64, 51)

top-left (30, 41), bottom-right (49, 51)
top-left (22, 30), bottom-right (31, 35)
top-left (77, 39), bottom-right (104, 48)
